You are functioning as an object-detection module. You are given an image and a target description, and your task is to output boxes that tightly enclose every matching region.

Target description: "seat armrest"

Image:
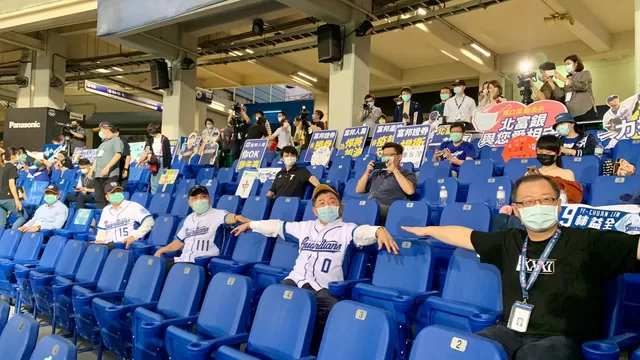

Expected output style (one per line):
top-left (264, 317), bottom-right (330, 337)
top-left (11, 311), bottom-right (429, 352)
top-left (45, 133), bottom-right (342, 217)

top-left (187, 334), bottom-right (250, 358)
top-left (252, 264), bottom-right (289, 278)
top-left (75, 290), bottom-right (124, 308)
top-left (30, 273), bottom-right (56, 286)
top-left (105, 301), bottom-right (159, 322)
top-left (193, 256), bottom-right (214, 267)
top-left (14, 260), bottom-right (40, 266)
top-left (140, 315), bottom-right (198, 340)
top-left (414, 291), bottom-right (441, 305)
top-left (582, 333), bottom-right (640, 359)
top-left (40, 229), bottom-right (54, 237)
top-left (328, 278), bottom-right (371, 297)
top-left (53, 281), bottom-right (97, 295)
top-left (469, 312), bottom-right (501, 333)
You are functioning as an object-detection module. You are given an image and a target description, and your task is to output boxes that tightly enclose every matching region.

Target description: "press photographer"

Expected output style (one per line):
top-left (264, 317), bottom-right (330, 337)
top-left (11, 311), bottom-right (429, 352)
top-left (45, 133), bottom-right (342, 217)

top-left (358, 93), bottom-right (382, 144)
top-left (531, 62), bottom-right (563, 102)
top-left (227, 102), bottom-right (250, 160)
top-left (57, 119), bottom-right (85, 154)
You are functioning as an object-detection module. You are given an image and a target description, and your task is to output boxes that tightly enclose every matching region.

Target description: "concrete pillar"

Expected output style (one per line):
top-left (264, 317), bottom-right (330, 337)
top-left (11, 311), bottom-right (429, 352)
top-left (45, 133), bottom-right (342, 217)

top-left (314, 92), bottom-right (329, 119)
top-left (636, 0), bottom-right (640, 92)
top-left (195, 101), bottom-right (208, 132)
top-left (16, 31), bottom-right (66, 109)
top-left (328, 1), bottom-right (371, 142)
top-left (161, 29), bottom-right (197, 139)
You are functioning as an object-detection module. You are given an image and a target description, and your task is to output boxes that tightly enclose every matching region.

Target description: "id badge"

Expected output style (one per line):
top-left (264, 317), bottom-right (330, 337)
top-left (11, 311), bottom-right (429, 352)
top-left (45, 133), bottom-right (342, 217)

top-left (507, 301), bottom-right (534, 333)
top-left (565, 92), bottom-right (573, 102)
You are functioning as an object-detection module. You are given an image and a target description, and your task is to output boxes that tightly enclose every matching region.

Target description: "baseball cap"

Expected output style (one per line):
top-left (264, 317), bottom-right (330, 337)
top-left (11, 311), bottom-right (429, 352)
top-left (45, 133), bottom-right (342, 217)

top-left (452, 79), bottom-right (466, 87)
top-left (606, 95), bottom-right (619, 103)
top-left (188, 185), bottom-right (210, 197)
top-left (400, 86), bottom-right (412, 94)
top-left (104, 182), bottom-right (124, 194)
top-left (44, 184), bottom-right (60, 194)
top-left (553, 112), bottom-right (575, 129)
top-left (312, 184), bottom-right (340, 201)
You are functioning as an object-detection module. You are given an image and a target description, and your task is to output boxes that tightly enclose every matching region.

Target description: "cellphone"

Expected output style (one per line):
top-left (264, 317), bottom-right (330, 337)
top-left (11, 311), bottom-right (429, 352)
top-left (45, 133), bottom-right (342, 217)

top-left (373, 162), bottom-right (387, 170)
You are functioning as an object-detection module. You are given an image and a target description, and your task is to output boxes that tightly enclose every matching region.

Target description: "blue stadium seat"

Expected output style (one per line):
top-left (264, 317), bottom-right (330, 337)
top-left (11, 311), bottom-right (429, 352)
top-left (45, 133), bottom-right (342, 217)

top-left (315, 301), bottom-right (396, 360)
top-left (590, 176), bottom-right (639, 206)
top-left (148, 192), bottom-right (173, 216)
top-left (131, 192), bottom-right (151, 207)
top-left (332, 155), bottom-right (353, 169)
top-left (127, 167), bottom-right (151, 193)
top-left (29, 240), bottom-right (87, 319)
top-left (0, 229), bottom-right (21, 259)
top-left (92, 255), bottom-right (165, 359)
top-left (208, 231), bottom-right (273, 277)
top-left (259, 179), bottom-right (274, 197)
top-left (0, 301), bottom-right (8, 334)
top-left (53, 208), bottom-right (94, 239)
top-left (352, 154), bottom-right (377, 179)
top-left (29, 335), bottom-right (77, 360)
top-left (45, 244), bottom-right (109, 333)
top-left (307, 165), bottom-right (326, 180)
top-left (23, 180), bottom-right (49, 211)
top-left (402, 162), bottom-right (415, 172)
top-left (424, 149), bottom-right (435, 163)
top-left (332, 239), bottom-right (435, 359)
top-left (0, 232), bottom-right (42, 263)
top-left (175, 178), bottom-right (196, 196)
top-left (342, 199), bottom-right (379, 226)
top-left (613, 139), bottom-right (640, 161)
top-left (264, 151), bottom-right (277, 166)
top-left (170, 193), bottom-right (192, 218)
top-left (326, 163), bottom-right (350, 186)
top-left (0, 232), bottom-right (44, 305)
top-left (71, 249), bottom-right (134, 352)
top-left (216, 195), bottom-right (242, 214)
top-left (418, 177), bottom-right (459, 206)
top-left (241, 196), bottom-right (270, 221)
top-left (214, 284), bottom-right (316, 359)
top-left (298, 149), bottom-right (309, 166)
top-left (130, 215), bottom-right (178, 259)
top-left (457, 159), bottom-right (495, 188)
top-left (133, 263), bottom-right (205, 359)
top-left (418, 161), bottom-right (451, 181)
top-left (503, 158), bottom-right (540, 181)
top-left (165, 273), bottom-right (253, 360)
top-left (270, 197), bottom-right (301, 222)
top-left (563, 156), bottom-right (600, 184)
top-left (196, 167), bottom-right (216, 184)
top-left (270, 158), bottom-right (284, 169)
top-left (417, 249), bottom-right (502, 333)
top-left (466, 177), bottom-right (513, 209)
top-left (0, 313), bottom-right (38, 360)
top-left (385, 201), bottom-right (430, 239)
top-left (302, 200), bottom-right (316, 221)
top-left (200, 179), bottom-right (221, 199)
top-left (216, 168), bottom-right (235, 186)
top-left (409, 325), bottom-right (508, 360)
top-left (343, 178), bottom-right (367, 202)
top-left (479, 147), bottom-right (505, 175)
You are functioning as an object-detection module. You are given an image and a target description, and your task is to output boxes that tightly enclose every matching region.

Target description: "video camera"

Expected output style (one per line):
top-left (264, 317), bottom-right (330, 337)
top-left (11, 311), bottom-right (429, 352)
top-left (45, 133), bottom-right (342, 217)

top-left (516, 71), bottom-right (537, 105)
top-left (55, 122), bottom-right (74, 136)
top-left (298, 105), bottom-right (309, 121)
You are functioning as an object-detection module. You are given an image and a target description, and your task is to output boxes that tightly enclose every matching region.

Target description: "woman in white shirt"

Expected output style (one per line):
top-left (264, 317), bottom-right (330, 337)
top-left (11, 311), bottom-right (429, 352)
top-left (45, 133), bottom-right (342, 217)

top-left (268, 114), bottom-right (293, 152)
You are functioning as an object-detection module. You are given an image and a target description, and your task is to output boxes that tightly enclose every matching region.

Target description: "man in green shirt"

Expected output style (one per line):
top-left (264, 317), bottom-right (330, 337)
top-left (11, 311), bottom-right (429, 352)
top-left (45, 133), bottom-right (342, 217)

top-left (431, 87), bottom-right (452, 116)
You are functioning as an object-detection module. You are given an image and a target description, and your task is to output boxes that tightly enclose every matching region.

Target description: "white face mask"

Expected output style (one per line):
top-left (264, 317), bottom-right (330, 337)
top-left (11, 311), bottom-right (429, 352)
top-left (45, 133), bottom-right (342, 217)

top-left (283, 157), bottom-right (296, 166)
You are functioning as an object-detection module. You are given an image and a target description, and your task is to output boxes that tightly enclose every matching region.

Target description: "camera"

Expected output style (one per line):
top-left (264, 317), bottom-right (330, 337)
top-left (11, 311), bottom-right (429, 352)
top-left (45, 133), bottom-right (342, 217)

top-left (298, 105), bottom-right (309, 121)
top-left (517, 71), bottom-right (537, 105)
top-left (55, 121), bottom-right (73, 136)
top-left (362, 103), bottom-right (370, 110)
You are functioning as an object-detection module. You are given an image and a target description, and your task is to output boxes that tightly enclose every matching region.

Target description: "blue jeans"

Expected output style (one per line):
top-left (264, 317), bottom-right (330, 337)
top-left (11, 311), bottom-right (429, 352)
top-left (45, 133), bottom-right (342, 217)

top-left (0, 199), bottom-right (28, 229)
top-left (149, 165), bottom-right (165, 195)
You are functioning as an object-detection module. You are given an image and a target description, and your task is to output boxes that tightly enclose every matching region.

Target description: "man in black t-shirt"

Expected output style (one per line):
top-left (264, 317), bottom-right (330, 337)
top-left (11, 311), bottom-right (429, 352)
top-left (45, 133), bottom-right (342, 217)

top-left (113, 127), bottom-right (131, 189)
top-left (267, 146), bottom-right (320, 199)
top-left (403, 174), bottom-right (640, 360)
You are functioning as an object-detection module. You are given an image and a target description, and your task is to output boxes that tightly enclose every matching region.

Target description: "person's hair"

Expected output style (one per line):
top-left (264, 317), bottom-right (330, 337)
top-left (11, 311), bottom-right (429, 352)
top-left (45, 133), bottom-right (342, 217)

top-left (147, 122), bottom-right (161, 134)
top-left (278, 111), bottom-right (287, 119)
top-left (449, 122), bottom-right (466, 133)
top-left (511, 174), bottom-right (560, 203)
top-left (364, 93), bottom-right (375, 101)
top-left (381, 142), bottom-right (404, 155)
top-left (312, 186), bottom-right (340, 205)
top-left (401, 86), bottom-right (412, 94)
top-left (488, 80), bottom-right (503, 98)
top-left (564, 54), bottom-right (585, 72)
top-left (481, 81), bottom-right (489, 89)
top-left (255, 110), bottom-right (264, 117)
top-left (205, 118), bottom-right (214, 125)
top-left (536, 135), bottom-right (561, 154)
top-left (78, 158), bottom-right (91, 166)
top-left (256, 117), bottom-right (266, 126)
top-left (18, 147), bottom-right (26, 154)
top-left (441, 87), bottom-right (452, 93)
top-left (281, 145), bottom-right (298, 157)
top-left (314, 110), bottom-right (324, 120)
top-left (3, 147), bottom-right (17, 161)
top-left (112, 125), bottom-right (120, 133)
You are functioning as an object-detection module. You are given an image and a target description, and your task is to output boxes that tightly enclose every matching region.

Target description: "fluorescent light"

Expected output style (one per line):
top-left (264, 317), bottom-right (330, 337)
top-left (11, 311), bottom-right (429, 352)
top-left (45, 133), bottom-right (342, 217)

top-left (291, 75), bottom-right (313, 87)
top-left (245, 48), bottom-right (254, 54)
top-left (115, 75), bottom-right (124, 79)
top-left (470, 43), bottom-right (491, 57)
top-left (231, 51), bottom-right (244, 56)
top-left (228, 52), bottom-right (236, 56)
top-left (440, 50), bottom-right (459, 61)
top-left (296, 71), bottom-right (317, 82)
top-left (400, 13), bottom-right (411, 19)
top-left (460, 49), bottom-right (484, 65)
top-left (208, 100), bottom-right (225, 112)
top-left (247, 60), bottom-right (256, 64)
top-left (263, 110), bottom-right (283, 114)
top-left (417, 8), bottom-right (427, 15)
top-left (111, 67), bottom-right (123, 71)
top-left (94, 68), bottom-right (111, 73)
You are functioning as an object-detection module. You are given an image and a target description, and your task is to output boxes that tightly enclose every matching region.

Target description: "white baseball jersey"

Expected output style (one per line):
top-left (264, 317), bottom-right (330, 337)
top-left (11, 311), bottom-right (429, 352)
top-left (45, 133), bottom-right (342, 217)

top-left (251, 219), bottom-right (378, 291)
top-left (175, 208), bottom-right (229, 263)
top-left (97, 200), bottom-right (152, 243)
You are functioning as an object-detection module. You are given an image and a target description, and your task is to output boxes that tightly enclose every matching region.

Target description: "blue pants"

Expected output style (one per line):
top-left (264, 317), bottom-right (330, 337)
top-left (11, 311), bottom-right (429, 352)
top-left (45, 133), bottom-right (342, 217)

top-left (149, 165), bottom-right (165, 195)
top-left (0, 199), bottom-right (28, 229)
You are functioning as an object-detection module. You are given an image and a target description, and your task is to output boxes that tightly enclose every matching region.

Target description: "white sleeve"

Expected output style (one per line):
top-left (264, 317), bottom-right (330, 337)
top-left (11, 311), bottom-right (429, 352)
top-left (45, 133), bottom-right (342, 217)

top-left (351, 225), bottom-right (379, 247)
top-left (250, 220), bottom-right (285, 238)
top-left (467, 98), bottom-right (476, 118)
top-left (131, 216), bottom-right (154, 240)
top-left (443, 101), bottom-right (450, 117)
top-left (97, 211), bottom-right (106, 230)
top-left (95, 229), bottom-right (107, 242)
top-left (132, 203), bottom-right (152, 224)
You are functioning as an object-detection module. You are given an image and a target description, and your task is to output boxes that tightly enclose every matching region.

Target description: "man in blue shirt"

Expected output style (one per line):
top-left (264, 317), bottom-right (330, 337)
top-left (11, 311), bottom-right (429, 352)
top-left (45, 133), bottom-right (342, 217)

top-left (18, 184), bottom-right (68, 232)
top-left (29, 159), bottom-right (51, 182)
top-left (433, 122), bottom-right (476, 175)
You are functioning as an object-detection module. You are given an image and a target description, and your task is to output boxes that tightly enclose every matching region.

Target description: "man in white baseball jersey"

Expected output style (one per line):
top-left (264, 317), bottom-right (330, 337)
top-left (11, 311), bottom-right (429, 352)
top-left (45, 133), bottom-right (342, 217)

top-left (96, 182), bottom-right (154, 249)
top-left (154, 185), bottom-right (247, 268)
top-left (232, 184), bottom-right (399, 353)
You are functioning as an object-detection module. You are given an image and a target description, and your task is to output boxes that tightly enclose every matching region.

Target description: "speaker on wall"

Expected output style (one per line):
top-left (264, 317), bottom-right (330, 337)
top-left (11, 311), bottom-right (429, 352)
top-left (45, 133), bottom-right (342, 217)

top-left (317, 24), bottom-right (342, 63)
top-left (150, 60), bottom-right (170, 90)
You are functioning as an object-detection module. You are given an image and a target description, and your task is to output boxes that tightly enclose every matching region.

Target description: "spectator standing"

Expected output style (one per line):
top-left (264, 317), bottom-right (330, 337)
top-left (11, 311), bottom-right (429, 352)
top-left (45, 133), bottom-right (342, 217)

top-left (255, 110), bottom-right (272, 136)
top-left (431, 87), bottom-right (452, 117)
top-left (113, 126), bottom-right (131, 190)
top-left (30, 159), bottom-right (51, 182)
top-left (89, 121), bottom-right (123, 209)
top-left (18, 184), bottom-right (68, 233)
top-left (553, 113), bottom-right (597, 156)
top-left (247, 116), bottom-right (269, 140)
top-left (65, 158), bottom-right (95, 209)
top-left (433, 122), bottom-right (476, 175)
top-left (355, 142), bottom-right (417, 221)
top-left (293, 117), bottom-right (308, 150)
top-left (393, 86), bottom-right (423, 124)
top-left (0, 148), bottom-right (27, 229)
top-left (267, 146), bottom-right (320, 199)
top-left (201, 118), bottom-right (218, 138)
top-left (479, 80), bottom-right (507, 109)
top-left (311, 110), bottom-right (326, 130)
top-left (553, 54), bottom-right (597, 121)
top-left (478, 81), bottom-right (489, 106)
top-left (268, 116), bottom-right (294, 152)
top-left (358, 94), bottom-right (382, 142)
top-left (141, 122), bottom-right (171, 195)
top-left (532, 62), bottom-right (563, 102)
top-left (230, 106), bottom-right (250, 160)
top-left (67, 119), bottom-right (86, 155)
top-left (403, 175), bottom-right (640, 360)
top-left (444, 80), bottom-right (477, 127)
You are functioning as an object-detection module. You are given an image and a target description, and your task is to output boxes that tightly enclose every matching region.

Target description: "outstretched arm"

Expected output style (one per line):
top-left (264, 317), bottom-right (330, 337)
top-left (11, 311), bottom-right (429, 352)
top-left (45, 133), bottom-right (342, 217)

top-left (401, 225), bottom-right (475, 251)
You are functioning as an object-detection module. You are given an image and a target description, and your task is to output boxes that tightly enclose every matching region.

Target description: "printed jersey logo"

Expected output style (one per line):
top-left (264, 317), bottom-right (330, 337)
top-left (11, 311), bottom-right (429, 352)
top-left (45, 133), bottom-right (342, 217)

top-left (515, 257), bottom-right (555, 274)
top-left (450, 150), bottom-right (464, 158)
top-left (300, 237), bottom-right (343, 252)
top-left (185, 226), bottom-right (210, 237)
top-left (289, 174), bottom-right (295, 180)
top-left (104, 218), bottom-right (131, 230)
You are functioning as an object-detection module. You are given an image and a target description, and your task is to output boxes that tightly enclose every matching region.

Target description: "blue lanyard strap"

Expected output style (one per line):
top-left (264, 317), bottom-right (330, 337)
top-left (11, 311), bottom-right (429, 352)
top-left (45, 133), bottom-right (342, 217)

top-left (519, 229), bottom-right (561, 302)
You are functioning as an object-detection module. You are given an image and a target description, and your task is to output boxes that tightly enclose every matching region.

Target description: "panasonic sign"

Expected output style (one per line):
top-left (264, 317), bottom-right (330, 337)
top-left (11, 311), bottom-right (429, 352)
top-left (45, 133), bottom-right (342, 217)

top-left (8, 121), bottom-right (41, 129)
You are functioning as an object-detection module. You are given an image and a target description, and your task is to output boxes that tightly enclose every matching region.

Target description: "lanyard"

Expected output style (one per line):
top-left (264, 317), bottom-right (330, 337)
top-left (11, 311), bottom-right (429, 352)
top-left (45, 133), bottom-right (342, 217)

top-left (519, 229), bottom-right (561, 302)
top-left (454, 95), bottom-right (466, 110)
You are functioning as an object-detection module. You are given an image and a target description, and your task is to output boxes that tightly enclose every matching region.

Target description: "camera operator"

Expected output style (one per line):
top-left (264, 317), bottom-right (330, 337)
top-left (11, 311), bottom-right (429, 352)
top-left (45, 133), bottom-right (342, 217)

top-left (66, 119), bottom-right (86, 155)
top-left (359, 94), bottom-right (382, 144)
top-left (531, 62), bottom-right (563, 102)
top-left (228, 103), bottom-right (250, 160)
top-left (311, 110), bottom-right (326, 130)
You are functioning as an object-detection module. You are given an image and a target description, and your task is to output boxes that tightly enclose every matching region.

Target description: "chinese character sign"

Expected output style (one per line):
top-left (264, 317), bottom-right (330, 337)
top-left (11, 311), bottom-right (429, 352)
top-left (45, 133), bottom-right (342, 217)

top-left (559, 203), bottom-right (640, 234)
top-left (42, 144), bottom-right (65, 160)
top-left (393, 124), bottom-right (430, 167)
top-left (337, 126), bottom-right (368, 157)
top-left (472, 100), bottom-right (567, 148)
top-left (428, 125), bottom-right (473, 149)
top-left (304, 130), bottom-right (338, 164)
top-left (235, 170), bottom-right (259, 199)
top-left (369, 123), bottom-right (403, 157)
top-left (236, 139), bottom-right (268, 171)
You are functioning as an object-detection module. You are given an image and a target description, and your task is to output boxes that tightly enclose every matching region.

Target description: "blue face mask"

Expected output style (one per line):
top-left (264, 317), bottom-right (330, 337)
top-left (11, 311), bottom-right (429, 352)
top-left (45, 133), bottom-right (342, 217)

top-left (401, 94), bottom-right (411, 102)
top-left (43, 194), bottom-right (57, 205)
top-left (98, 131), bottom-right (105, 139)
top-left (556, 124), bottom-right (570, 136)
top-left (453, 86), bottom-right (463, 95)
top-left (317, 205), bottom-right (339, 223)
top-left (518, 204), bottom-right (558, 232)
top-left (449, 133), bottom-right (463, 143)
top-left (565, 64), bottom-right (574, 74)
top-left (440, 93), bottom-right (450, 101)
top-left (108, 192), bottom-right (125, 205)
top-left (191, 199), bottom-right (210, 214)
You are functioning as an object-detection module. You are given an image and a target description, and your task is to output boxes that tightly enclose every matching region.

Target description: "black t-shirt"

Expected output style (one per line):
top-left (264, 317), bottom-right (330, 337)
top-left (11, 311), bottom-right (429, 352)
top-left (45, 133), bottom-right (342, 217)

top-left (0, 163), bottom-right (18, 200)
top-left (312, 121), bottom-right (325, 130)
top-left (269, 166), bottom-right (312, 199)
top-left (246, 123), bottom-right (268, 140)
top-left (60, 157), bottom-right (73, 170)
top-left (119, 138), bottom-right (131, 172)
top-left (471, 227), bottom-right (639, 342)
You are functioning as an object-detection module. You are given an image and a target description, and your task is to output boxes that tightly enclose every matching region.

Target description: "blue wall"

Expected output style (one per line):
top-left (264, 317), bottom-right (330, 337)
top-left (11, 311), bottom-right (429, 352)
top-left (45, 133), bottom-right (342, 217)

top-left (244, 99), bottom-right (314, 130)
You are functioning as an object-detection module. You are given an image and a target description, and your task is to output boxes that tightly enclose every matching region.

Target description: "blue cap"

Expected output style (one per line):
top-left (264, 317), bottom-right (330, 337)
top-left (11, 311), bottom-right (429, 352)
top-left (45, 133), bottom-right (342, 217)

top-left (553, 112), bottom-right (574, 129)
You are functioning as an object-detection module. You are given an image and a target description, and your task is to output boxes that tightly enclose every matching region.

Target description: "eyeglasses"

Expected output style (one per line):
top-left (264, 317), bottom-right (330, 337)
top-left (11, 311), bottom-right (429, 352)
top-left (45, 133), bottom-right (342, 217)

top-left (514, 197), bottom-right (557, 208)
